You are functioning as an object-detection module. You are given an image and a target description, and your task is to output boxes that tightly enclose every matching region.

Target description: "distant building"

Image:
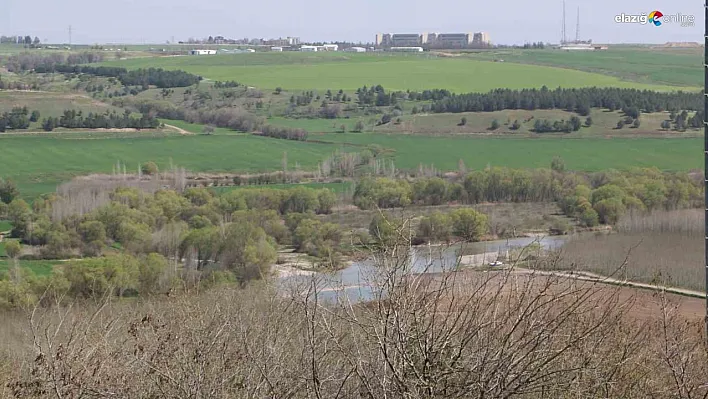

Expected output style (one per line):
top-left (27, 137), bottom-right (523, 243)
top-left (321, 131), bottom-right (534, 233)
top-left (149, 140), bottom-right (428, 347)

top-left (271, 46), bottom-right (283, 52)
top-left (391, 34), bottom-right (422, 47)
top-left (390, 46), bottom-right (424, 52)
top-left (189, 49), bottom-right (217, 55)
top-left (421, 32), bottom-right (437, 45)
top-left (435, 33), bottom-right (473, 48)
top-left (245, 48), bottom-right (256, 53)
top-left (300, 45), bottom-right (318, 52)
top-left (287, 37), bottom-right (301, 45)
top-left (377, 31), bottom-right (492, 49)
top-left (345, 46), bottom-right (367, 52)
top-left (472, 32), bottom-right (491, 46)
top-left (321, 44), bottom-right (338, 51)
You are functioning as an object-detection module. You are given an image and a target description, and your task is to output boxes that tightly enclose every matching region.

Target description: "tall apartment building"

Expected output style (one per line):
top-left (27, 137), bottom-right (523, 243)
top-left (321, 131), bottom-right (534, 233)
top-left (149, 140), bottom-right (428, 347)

top-left (472, 32), bottom-right (491, 46)
top-left (435, 33), bottom-right (473, 48)
top-left (421, 32), bottom-right (437, 45)
top-left (390, 34), bottom-right (422, 47)
top-left (376, 31), bottom-right (491, 48)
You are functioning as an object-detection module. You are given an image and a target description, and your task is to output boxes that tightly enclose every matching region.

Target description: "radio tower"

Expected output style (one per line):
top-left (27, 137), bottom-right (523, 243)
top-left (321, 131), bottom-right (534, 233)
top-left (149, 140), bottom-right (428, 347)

top-left (561, 1), bottom-right (567, 45)
top-left (68, 25), bottom-right (72, 48)
top-left (575, 6), bottom-right (580, 43)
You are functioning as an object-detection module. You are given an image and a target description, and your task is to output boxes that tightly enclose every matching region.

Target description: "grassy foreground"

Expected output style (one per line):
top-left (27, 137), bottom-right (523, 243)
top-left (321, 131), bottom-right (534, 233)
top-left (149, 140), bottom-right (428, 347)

top-left (102, 53), bottom-right (685, 92)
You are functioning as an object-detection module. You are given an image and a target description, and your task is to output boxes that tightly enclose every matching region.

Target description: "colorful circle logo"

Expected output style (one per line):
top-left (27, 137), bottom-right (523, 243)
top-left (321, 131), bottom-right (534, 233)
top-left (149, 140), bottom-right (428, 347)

top-left (649, 10), bottom-right (664, 26)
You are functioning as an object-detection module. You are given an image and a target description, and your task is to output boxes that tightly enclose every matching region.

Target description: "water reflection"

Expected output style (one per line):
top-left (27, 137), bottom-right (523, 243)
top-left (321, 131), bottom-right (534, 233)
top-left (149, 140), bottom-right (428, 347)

top-left (279, 235), bottom-right (570, 303)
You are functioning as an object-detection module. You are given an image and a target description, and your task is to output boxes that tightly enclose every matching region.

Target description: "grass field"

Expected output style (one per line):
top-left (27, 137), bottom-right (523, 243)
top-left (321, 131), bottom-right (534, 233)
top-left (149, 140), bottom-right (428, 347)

top-left (0, 133), bottom-right (348, 199)
top-left (0, 221), bottom-right (11, 233)
top-left (467, 48), bottom-right (702, 88)
top-left (0, 91), bottom-right (124, 130)
top-left (271, 109), bottom-right (699, 137)
top-left (0, 130), bottom-right (700, 199)
top-left (102, 53), bottom-right (686, 92)
top-left (0, 259), bottom-right (59, 277)
top-left (0, 91), bottom-right (120, 114)
top-left (160, 119), bottom-right (236, 135)
top-left (313, 133), bottom-right (702, 172)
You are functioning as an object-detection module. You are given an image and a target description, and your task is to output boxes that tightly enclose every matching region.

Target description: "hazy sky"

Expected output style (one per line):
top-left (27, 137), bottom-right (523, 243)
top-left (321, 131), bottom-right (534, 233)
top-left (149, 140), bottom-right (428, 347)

top-left (2, 0), bottom-right (703, 44)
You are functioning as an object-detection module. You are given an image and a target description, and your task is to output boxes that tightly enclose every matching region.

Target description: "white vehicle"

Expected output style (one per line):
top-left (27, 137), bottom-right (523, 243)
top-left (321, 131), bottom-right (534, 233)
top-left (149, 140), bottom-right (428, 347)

top-left (489, 261), bottom-right (504, 267)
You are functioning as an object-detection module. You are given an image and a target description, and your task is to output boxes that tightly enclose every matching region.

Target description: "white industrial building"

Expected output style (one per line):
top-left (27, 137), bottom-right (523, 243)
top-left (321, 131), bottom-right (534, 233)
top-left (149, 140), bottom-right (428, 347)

top-left (345, 46), bottom-right (367, 52)
top-left (271, 46), bottom-right (284, 52)
top-left (299, 44), bottom-right (338, 52)
top-left (189, 49), bottom-right (217, 55)
top-left (390, 46), bottom-right (424, 52)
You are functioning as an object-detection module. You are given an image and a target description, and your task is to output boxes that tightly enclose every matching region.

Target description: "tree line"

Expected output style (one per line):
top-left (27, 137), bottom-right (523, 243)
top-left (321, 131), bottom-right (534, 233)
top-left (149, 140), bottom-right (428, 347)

top-left (0, 35), bottom-right (40, 46)
top-left (0, 107), bottom-right (39, 132)
top-left (0, 185), bottom-right (346, 306)
top-left (406, 88), bottom-right (452, 101)
top-left (356, 85), bottom-right (399, 106)
top-left (533, 116), bottom-right (583, 133)
top-left (429, 86), bottom-right (701, 114)
top-left (41, 110), bottom-right (160, 131)
top-left (33, 64), bottom-right (201, 88)
top-left (352, 165), bottom-right (702, 227)
top-left (369, 208), bottom-right (489, 246)
top-left (5, 52), bottom-right (104, 72)
top-left (123, 98), bottom-right (308, 140)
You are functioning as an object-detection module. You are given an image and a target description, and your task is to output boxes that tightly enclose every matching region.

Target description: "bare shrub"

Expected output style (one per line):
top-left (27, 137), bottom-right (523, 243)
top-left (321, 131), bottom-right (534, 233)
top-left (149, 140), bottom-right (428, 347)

top-left (52, 166), bottom-right (188, 221)
top-left (555, 210), bottom-right (704, 291)
top-left (4, 220), bottom-right (708, 397)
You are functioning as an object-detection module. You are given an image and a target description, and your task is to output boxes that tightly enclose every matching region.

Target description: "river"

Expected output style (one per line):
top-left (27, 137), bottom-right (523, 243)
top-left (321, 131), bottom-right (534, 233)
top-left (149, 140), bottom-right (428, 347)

top-left (278, 235), bottom-right (571, 303)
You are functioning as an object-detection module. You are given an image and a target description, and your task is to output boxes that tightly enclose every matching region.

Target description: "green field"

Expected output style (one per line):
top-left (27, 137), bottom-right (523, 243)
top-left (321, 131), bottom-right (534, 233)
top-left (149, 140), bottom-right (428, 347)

top-left (102, 53), bottom-right (686, 92)
top-left (0, 133), bottom-right (348, 198)
top-left (160, 119), bottom-right (236, 135)
top-left (313, 133), bottom-right (702, 172)
top-left (270, 109), bottom-right (698, 137)
top-left (0, 91), bottom-right (121, 117)
top-left (468, 48), bottom-right (702, 88)
top-left (0, 221), bottom-right (11, 233)
top-left (0, 259), bottom-right (59, 276)
top-left (0, 129), bottom-right (700, 199)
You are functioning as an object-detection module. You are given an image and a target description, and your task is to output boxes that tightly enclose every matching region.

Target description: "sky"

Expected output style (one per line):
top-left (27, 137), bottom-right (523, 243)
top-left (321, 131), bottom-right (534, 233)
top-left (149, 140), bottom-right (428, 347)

top-left (1, 0), bottom-right (704, 45)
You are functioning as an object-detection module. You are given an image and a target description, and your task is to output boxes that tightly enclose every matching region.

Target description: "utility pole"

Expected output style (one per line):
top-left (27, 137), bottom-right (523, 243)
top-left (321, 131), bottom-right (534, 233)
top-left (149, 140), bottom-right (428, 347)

top-left (704, 0), bottom-right (708, 338)
top-left (68, 25), bottom-right (72, 48)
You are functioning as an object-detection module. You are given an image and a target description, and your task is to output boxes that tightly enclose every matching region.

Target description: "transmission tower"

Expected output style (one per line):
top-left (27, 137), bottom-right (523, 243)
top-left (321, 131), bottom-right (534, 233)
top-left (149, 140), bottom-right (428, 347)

top-left (575, 6), bottom-right (580, 43)
top-left (561, 1), bottom-right (566, 44)
top-left (68, 25), bottom-right (72, 48)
